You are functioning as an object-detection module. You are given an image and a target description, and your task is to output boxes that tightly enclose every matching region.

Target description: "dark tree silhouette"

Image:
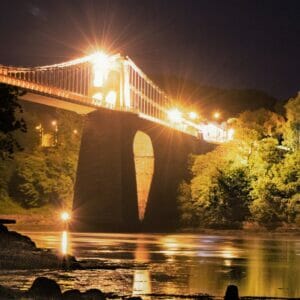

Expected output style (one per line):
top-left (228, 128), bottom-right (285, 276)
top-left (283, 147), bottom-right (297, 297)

top-left (0, 84), bottom-right (26, 159)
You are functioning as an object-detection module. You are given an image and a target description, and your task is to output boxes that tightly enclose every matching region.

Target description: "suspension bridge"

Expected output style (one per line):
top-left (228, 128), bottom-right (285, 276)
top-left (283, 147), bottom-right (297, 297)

top-left (0, 52), bottom-right (230, 231)
top-left (0, 52), bottom-right (232, 143)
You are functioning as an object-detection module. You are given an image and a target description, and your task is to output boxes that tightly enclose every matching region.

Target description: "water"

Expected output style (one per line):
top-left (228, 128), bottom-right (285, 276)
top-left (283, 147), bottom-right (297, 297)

top-left (0, 232), bottom-right (299, 298)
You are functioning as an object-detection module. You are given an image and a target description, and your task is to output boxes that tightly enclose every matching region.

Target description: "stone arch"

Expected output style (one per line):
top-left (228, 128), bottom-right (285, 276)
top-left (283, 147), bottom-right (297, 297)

top-left (133, 131), bottom-right (154, 221)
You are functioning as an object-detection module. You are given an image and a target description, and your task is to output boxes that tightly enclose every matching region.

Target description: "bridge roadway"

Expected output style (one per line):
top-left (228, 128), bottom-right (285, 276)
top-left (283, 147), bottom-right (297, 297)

top-left (0, 53), bottom-right (215, 231)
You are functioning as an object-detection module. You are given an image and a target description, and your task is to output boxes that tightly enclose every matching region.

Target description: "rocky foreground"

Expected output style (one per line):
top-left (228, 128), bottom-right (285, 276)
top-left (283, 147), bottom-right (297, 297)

top-left (0, 276), bottom-right (144, 299)
top-left (0, 223), bottom-right (79, 270)
top-left (0, 224), bottom-right (144, 299)
top-left (1, 224), bottom-right (297, 300)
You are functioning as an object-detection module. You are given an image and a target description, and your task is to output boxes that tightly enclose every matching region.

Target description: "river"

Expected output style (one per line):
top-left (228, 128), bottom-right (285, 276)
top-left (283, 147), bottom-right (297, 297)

top-left (0, 232), bottom-right (299, 298)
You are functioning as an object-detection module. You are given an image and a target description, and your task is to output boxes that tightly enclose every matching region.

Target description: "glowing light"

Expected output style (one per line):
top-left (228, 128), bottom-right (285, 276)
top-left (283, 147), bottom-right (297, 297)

top-left (90, 51), bottom-right (111, 87)
top-left (221, 246), bottom-right (236, 259)
top-left (228, 128), bottom-right (234, 140)
top-left (198, 123), bottom-right (233, 143)
top-left (61, 211), bottom-right (70, 221)
top-left (105, 90), bottom-right (117, 107)
top-left (213, 111), bottom-right (221, 119)
top-left (167, 108), bottom-right (182, 123)
top-left (61, 230), bottom-right (68, 255)
top-left (73, 129), bottom-right (78, 135)
top-left (35, 124), bottom-right (42, 130)
top-left (224, 259), bottom-right (232, 267)
top-left (51, 120), bottom-right (57, 126)
top-left (92, 92), bottom-right (103, 105)
top-left (189, 111), bottom-right (198, 120)
top-left (200, 124), bottom-right (219, 140)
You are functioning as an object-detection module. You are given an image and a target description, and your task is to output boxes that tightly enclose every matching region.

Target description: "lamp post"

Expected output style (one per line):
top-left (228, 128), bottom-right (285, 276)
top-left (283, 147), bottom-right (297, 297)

top-left (51, 120), bottom-right (58, 146)
top-left (60, 211), bottom-right (71, 269)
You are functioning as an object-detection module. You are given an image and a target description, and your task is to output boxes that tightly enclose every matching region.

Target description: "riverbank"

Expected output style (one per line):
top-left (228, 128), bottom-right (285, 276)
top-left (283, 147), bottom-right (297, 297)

top-left (1, 277), bottom-right (300, 300)
top-left (0, 205), bottom-right (68, 231)
top-left (0, 276), bottom-right (141, 299)
top-left (0, 223), bottom-right (79, 270)
top-left (2, 208), bottom-right (299, 234)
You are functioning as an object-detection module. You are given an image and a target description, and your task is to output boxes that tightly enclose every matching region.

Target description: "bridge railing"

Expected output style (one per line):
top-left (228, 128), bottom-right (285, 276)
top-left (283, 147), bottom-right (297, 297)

top-left (0, 53), bottom-right (234, 141)
top-left (124, 58), bottom-right (201, 137)
top-left (0, 61), bottom-right (92, 96)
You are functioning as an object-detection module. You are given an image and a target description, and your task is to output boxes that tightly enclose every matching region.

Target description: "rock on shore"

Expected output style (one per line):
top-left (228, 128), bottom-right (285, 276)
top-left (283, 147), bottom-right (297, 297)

top-left (0, 276), bottom-right (142, 299)
top-left (0, 224), bottom-right (78, 269)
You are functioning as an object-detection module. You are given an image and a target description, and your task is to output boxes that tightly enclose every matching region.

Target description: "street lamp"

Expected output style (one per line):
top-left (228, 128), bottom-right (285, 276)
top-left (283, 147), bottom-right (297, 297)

top-left (61, 211), bottom-right (70, 223)
top-left (189, 111), bottom-right (198, 120)
top-left (60, 211), bottom-right (71, 261)
top-left (213, 111), bottom-right (221, 120)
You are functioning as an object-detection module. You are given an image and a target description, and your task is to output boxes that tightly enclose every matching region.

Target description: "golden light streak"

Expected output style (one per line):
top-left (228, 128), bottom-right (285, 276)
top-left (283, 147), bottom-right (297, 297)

top-left (61, 230), bottom-right (68, 255)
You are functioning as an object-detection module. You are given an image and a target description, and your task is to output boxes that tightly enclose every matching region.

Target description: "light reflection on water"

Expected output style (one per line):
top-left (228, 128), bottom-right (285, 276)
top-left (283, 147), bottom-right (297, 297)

top-left (0, 232), bottom-right (299, 298)
top-left (61, 230), bottom-right (68, 255)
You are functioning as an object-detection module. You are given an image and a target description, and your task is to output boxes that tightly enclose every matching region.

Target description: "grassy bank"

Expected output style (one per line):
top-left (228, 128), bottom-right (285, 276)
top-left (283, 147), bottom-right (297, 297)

top-left (0, 198), bottom-right (66, 231)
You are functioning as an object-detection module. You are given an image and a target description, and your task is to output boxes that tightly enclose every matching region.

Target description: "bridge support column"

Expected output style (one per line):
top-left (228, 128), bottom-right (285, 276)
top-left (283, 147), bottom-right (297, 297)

top-left (72, 109), bottom-right (139, 232)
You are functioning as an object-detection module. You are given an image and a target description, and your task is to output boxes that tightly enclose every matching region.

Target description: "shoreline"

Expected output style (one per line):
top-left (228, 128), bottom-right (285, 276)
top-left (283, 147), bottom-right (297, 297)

top-left (11, 226), bottom-right (300, 239)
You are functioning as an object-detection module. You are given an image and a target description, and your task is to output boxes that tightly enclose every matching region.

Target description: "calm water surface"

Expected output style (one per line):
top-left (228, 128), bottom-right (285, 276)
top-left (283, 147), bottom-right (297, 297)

top-left (0, 232), bottom-right (299, 298)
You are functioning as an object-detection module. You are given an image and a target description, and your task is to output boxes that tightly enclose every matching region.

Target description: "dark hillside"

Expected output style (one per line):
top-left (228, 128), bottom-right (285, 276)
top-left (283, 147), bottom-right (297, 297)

top-left (151, 75), bottom-right (280, 119)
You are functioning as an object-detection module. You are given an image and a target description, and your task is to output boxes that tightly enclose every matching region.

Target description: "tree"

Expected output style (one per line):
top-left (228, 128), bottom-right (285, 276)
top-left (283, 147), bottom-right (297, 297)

top-left (178, 106), bottom-right (299, 230)
top-left (0, 84), bottom-right (26, 159)
top-left (5, 105), bottom-right (83, 209)
top-left (178, 146), bottom-right (252, 229)
top-left (284, 93), bottom-right (300, 150)
top-left (249, 96), bottom-right (300, 228)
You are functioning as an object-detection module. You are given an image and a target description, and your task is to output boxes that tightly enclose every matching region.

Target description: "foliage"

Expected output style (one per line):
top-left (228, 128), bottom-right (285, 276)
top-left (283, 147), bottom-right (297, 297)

top-left (284, 93), bottom-right (300, 150)
top-left (183, 157), bottom-right (252, 229)
top-left (0, 84), bottom-right (27, 159)
top-left (0, 100), bottom-right (83, 209)
top-left (178, 96), bottom-right (299, 229)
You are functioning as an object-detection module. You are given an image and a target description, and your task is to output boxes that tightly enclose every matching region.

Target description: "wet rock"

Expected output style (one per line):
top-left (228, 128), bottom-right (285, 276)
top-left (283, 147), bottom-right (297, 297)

top-left (61, 255), bottom-right (81, 270)
top-left (62, 289), bottom-right (82, 299)
top-left (82, 288), bottom-right (106, 299)
top-left (0, 224), bottom-right (9, 233)
top-left (224, 285), bottom-right (239, 300)
top-left (27, 276), bottom-right (62, 299)
top-left (0, 227), bottom-right (72, 270)
top-left (0, 227), bottom-right (36, 251)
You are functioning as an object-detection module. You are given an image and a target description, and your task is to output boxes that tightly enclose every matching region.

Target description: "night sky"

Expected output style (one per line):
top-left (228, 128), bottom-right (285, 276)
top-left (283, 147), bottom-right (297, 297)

top-left (0, 0), bottom-right (299, 100)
